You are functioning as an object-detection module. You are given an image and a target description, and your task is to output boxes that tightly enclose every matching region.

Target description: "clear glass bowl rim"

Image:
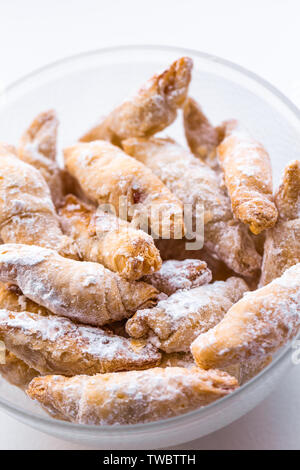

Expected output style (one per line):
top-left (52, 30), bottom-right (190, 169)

top-left (0, 44), bottom-right (299, 435)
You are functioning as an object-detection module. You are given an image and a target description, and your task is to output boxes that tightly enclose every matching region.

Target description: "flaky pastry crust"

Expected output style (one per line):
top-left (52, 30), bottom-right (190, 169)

top-left (0, 350), bottom-right (38, 390)
top-left (183, 97), bottom-right (222, 169)
top-left (26, 367), bottom-right (238, 424)
top-left (18, 110), bottom-right (76, 208)
top-left (217, 122), bottom-right (278, 234)
top-left (0, 309), bottom-right (161, 376)
top-left (80, 57), bottom-right (193, 145)
top-left (0, 143), bottom-right (78, 259)
top-left (64, 140), bottom-right (184, 238)
top-left (59, 194), bottom-right (162, 280)
top-left (143, 259), bottom-right (212, 295)
top-left (123, 137), bottom-right (261, 276)
top-left (0, 244), bottom-right (158, 326)
top-left (126, 277), bottom-right (248, 353)
top-left (191, 263), bottom-right (300, 369)
top-left (260, 160), bottom-right (300, 286)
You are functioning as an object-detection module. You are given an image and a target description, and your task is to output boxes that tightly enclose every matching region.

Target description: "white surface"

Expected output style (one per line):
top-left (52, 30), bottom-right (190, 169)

top-left (0, 0), bottom-right (299, 450)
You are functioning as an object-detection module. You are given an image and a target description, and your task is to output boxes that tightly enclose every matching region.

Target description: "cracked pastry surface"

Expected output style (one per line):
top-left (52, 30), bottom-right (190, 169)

top-left (0, 244), bottom-right (158, 327)
top-left (191, 263), bottom-right (300, 369)
top-left (64, 140), bottom-right (185, 239)
top-left (0, 309), bottom-right (161, 376)
top-left (126, 277), bottom-right (248, 353)
top-left (217, 121), bottom-right (278, 235)
top-left (123, 136), bottom-right (261, 276)
top-left (26, 367), bottom-right (238, 425)
top-left (59, 194), bottom-right (161, 280)
top-left (80, 57), bottom-right (193, 145)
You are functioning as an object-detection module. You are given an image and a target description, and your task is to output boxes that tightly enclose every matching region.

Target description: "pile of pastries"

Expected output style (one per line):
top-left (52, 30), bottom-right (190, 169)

top-left (0, 56), bottom-right (299, 426)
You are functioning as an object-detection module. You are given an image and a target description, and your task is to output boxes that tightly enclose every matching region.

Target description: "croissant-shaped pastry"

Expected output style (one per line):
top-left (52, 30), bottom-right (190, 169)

top-left (183, 97), bottom-right (224, 169)
top-left (0, 244), bottom-right (158, 326)
top-left (59, 194), bottom-right (162, 280)
top-left (126, 277), bottom-right (248, 352)
top-left (0, 143), bottom-right (78, 259)
top-left (64, 140), bottom-right (184, 238)
top-left (217, 121), bottom-right (278, 234)
top-left (191, 263), bottom-right (300, 369)
top-left (143, 259), bottom-right (212, 295)
top-left (26, 367), bottom-right (238, 424)
top-left (0, 309), bottom-right (161, 376)
top-left (122, 137), bottom-right (261, 276)
top-left (80, 57), bottom-right (193, 145)
top-left (260, 161), bottom-right (300, 286)
top-left (18, 110), bottom-right (77, 208)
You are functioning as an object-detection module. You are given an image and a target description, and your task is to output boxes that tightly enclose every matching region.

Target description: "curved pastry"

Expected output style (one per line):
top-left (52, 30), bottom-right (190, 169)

top-left (18, 110), bottom-right (76, 208)
top-left (59, 194), bottom-right (162, 280)
top-left (123, 137), bottom-right (261, 276)
top-left (80, 57), bottom-right (193, 145)
top-left (0, 309), bottom-right (161, 376)
top-left (0, 143), bottom-right (78, 259)
top-left (0, 283), bottom-right (46, 388)
top-left (126, 277), bottom-right (248, 353)
top-left (183, 97), bottom-right (223, 169)
top-left (26, 367), bottom-right (238, 424)
top-left (191, 263), bottom-right (300, 369)
top-left (260, 160), bottom-right (300, 286)
top-left (143, 259), bottom-right (212, 295)
top-left (0, 244), bottom-right (158, 326)
top-left (64, 140), bottom-right (184, 238)
top-left (217, 121), bottom-right (278, 234)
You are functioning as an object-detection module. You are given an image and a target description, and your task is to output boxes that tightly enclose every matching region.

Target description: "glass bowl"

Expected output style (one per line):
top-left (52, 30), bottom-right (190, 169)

top-left (0, 45), bottom-right (299, 449)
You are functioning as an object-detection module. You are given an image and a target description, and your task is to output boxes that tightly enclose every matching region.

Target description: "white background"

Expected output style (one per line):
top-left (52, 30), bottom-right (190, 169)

top-left (0, 0), bottom-right (299, 450)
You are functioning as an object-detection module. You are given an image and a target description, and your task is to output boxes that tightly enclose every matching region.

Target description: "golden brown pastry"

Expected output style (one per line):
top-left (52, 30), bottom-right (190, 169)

top-left (0, 284), bottom-right (43, 388)
top-left (123, 137), bottom-right (261, 276)
top-left (0, 350), bottom-right (39, 390)
top-left (59, 194), bottom-right (162, 280)
top-left (80, 57), bottom-right (193, 145)
top-left (260, 160), bottom-right (300, 286)
top-left (155, 238), bottom-right (236, 281)
top-left (0, 143), bottom-right (78, 259)
top-left (191, 263), bottom-right (300, 369)
top-left (217, 121), bottom-right (278, 235)
top-left (64, 140), bottom-right (185, 238)
top-left (143, 259), bottom-right (212, 295)
top-left (18, 110), bottom-right (76, 208)
top-left (0, 283), bottom-right (50, 315)
top-left (27, 367), bottom-right (238, 424)
top-left (160, 352), bottom-right (195, 368)
top-left (126, 277), bottom-right (248, 353)
top-left (183, 97), bottom-right (223, 169)
top-left (275, 159), bottom-right (300, 220)
top-left (0, 244), bottom-right (158, 327)
top-left (0, 309), bottom-right (161, 376)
